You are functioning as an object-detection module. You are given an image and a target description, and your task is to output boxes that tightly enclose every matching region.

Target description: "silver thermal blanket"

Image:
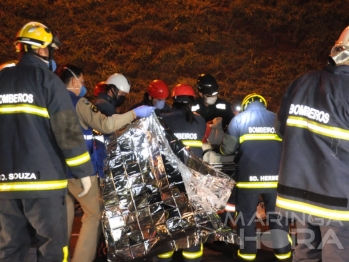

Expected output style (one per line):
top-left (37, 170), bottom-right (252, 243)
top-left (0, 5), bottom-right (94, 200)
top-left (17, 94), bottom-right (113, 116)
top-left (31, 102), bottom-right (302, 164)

top-left (101, 113), bottom-right (237, 261)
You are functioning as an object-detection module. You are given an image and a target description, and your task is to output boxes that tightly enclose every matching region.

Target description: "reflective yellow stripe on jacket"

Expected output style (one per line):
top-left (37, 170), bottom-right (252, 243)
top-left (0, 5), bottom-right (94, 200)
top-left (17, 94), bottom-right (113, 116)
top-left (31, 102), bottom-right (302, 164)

top-left (182, 244), bottom-right (203, 260)
top-left (0, 180), bottom-right (67, 191)
top-left (66, 152), bottom-right (90, 167)
top-left (239, 133), bottom-right (282, 144)
top-left (276, 196), bottom-right (349, 221)
top-left (236, 182), bottom-right (278, 189)
top-left (182, 140), bottom-right (203, 148)
top-left (0, 104), bottom-right (50, 118)
top-left (287, 116), bottom-right (349, 140)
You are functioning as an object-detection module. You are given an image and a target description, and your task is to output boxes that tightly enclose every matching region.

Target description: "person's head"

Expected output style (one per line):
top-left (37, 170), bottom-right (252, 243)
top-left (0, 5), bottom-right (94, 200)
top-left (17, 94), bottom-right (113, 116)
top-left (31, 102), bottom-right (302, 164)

top-left (148, 80), bottom-right (169, 109)
top-left (241, 93), bottom-right (267, 111)
top-left (329, 25), bottom-right (349, 66)
top-left (93, 81), bottom-right (107, 97)
top-left (105, 73), bottom-right (130, 107)
top-left (56, 64), bottom-right (87, 97)
top-left (196, 73), bottom-right (219, 105)
top-left (14, 21), bottom-right (61, 71)
top-left (172, 84), bottom-right (196, 123)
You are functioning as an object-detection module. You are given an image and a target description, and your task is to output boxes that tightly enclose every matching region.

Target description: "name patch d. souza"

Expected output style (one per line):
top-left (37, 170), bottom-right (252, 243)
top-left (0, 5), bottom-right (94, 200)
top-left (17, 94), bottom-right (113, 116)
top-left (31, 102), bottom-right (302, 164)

top-left (0, 172), bottom-right (40, 181)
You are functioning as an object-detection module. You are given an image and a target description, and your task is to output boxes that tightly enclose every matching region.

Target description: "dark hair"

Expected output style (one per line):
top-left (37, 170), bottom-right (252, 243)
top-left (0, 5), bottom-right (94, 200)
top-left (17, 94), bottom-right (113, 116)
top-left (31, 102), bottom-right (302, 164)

top-left (56, 64), bottom-right (83, 85)
top-left (172, 98), bottom-right (197, 123)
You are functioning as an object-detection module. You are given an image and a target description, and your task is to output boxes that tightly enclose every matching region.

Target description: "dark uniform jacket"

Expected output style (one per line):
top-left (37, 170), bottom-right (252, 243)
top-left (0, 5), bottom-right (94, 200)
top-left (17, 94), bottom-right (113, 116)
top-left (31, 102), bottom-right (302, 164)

top-left (161, 110), bottom-right (206, 158)
top-left (0, 53), bottom-right (93, 199)
top-left (276, 64), bottom-right (349, 226)
top-left (223, 102), bottom-right (282, 192)
top-left (129, 92), bottom-right (172, 115)
top-left (191, 97), bottom-right (233, 129)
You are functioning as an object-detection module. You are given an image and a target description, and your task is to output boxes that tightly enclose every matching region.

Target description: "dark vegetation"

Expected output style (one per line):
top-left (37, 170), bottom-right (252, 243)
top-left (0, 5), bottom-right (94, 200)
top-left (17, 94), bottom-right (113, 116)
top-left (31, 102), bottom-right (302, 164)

top-left (0, 0), bottom-right (348, 112)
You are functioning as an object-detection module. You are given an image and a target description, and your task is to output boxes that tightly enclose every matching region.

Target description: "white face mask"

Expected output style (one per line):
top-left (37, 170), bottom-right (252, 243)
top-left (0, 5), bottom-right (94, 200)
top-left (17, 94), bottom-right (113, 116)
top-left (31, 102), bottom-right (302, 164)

top-left (205, 96), bottom-right (218, 105)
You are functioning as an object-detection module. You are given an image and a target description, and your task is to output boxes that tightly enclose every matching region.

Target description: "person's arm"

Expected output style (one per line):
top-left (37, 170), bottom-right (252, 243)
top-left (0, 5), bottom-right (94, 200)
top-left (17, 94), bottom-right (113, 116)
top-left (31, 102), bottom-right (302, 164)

top-left (76, 98), bottom-right (136, 133)
top-left (47, 76), bottom-right (94, 195)
top-left (219, 117), bottom-right (239, 155)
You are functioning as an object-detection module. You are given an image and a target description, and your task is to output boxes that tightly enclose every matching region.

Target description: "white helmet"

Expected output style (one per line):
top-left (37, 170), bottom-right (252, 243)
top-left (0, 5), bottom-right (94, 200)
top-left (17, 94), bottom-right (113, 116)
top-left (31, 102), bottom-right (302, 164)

top-left (329, 25), bottom-right (349, 65)
top-left (105, 73), bottom-right (131, 93)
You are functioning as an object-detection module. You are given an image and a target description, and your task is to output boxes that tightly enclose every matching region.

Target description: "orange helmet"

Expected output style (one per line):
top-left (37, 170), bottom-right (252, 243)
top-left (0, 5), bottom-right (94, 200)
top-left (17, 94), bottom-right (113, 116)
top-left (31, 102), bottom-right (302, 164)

top-left (93, 81), bottom-right (107, 97)
top-left (148, 80), bottom-right (169, 99)
top-left (172, 84), bottom-right (196, 98)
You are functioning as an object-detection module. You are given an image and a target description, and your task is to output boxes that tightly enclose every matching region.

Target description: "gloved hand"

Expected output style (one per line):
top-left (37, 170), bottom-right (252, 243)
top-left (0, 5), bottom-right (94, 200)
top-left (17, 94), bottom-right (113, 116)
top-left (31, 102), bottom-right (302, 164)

top-left (78, 176), bottom-right (92, 197)
top-left (133, 105), bottom-right (156, 118)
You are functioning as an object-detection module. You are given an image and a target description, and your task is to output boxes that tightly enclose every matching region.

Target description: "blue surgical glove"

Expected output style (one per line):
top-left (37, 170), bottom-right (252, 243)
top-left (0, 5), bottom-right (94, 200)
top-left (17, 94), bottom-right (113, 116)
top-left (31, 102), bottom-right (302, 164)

top-left (133, 105), bottom-right (156, 118)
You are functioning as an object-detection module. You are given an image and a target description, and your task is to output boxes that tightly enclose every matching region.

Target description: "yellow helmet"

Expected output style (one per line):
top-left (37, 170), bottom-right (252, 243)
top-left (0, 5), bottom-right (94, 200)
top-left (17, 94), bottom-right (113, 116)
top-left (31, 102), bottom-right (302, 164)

top-left (241, 93), bottom-right (267, 111)
top-left (0, 60), bottom-right (18, 71)
top-left (14, 22), bottom-right (60, 52)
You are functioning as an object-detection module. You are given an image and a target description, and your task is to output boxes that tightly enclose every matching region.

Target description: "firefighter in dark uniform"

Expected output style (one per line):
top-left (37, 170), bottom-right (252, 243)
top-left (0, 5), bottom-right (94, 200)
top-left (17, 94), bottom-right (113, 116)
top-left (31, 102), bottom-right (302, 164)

top-left (0, 21), bottom-right (93, 261)
top-left (162, 84), bottom-right (206, 159)
top-left (94, 73), bottom-right (130, 116)
top-left (129, 79), bottom-right (172, 115)
top-left (157, 84), bottom-right (206, 262)
top-left (275, 25), bottom-right (349, 262)
top-left (220, 93), bottom-right (291, 261)
top-left (191, 74), bottom-right (234, 130)
top-left (56, 64), bottom-right (155, 262)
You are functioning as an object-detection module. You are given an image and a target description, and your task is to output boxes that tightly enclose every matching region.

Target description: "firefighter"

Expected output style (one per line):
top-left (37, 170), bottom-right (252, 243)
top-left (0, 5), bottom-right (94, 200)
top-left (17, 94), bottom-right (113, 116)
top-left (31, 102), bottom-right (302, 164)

top-left (56, 64), bottom-right (155, 262)
top-left (275, 25), bottom-right (349, 262)
top-left (0, 21), bottom-right (93, 261)
top-left (94, 73), bottom-right (130, 116)
top-left (156, 84), bottom-right (205, 262)
top-left (191, 74), bottom-right (234, 130)
top-left (129, 79), bottom-right (172, 114)
top-left (219, 93), bottom-right (291, 261)
top-left (161, 84), bottom-right (206, 158)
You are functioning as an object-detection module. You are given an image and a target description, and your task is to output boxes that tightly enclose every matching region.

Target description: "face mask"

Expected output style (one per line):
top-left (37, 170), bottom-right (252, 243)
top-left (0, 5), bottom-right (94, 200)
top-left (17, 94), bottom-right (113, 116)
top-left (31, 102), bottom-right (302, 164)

top-left (115, 95), bottom-right (125, 107)
top-left (49, 59), bottom-right (57, 72)
top-left (205, 96), bottom-right (218, 105)
top-left (154, 100), bottom-right (165, 110)
top-left (44, 59), bottom-right (57, 72)
top-left (79, 85), bottom-right (87, 97)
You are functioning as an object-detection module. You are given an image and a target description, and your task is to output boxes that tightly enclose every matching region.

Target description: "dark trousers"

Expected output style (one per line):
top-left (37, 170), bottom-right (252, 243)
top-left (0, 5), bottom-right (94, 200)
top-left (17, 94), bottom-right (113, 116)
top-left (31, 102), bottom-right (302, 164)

top-left (0, 197), bottom-right (68, 262)
top-left (293, 220), bottom-right (349, 262)
top-left (236, 190), bottom-right (291, 260)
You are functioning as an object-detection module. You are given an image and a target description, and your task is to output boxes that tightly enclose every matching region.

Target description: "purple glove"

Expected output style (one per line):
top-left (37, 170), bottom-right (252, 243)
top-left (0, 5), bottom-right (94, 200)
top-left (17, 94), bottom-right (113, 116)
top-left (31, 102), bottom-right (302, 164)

top-left (133, 105), bottom-right (156, 118)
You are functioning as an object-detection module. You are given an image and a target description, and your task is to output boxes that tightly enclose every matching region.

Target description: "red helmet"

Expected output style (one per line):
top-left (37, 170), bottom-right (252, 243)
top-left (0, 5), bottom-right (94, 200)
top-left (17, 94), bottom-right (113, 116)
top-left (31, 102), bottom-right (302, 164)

top-left (148, 80), bottom-right (169, 99)
top-left (93, 81), bottom-right (106, 97)
top-left (172, 84), bottom-right (196, 98)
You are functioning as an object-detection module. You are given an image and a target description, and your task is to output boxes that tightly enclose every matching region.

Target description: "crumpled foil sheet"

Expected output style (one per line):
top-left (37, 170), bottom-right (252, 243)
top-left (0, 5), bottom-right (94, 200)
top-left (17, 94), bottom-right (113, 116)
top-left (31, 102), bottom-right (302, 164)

top-left (101, 113), bottom-right (238, 261)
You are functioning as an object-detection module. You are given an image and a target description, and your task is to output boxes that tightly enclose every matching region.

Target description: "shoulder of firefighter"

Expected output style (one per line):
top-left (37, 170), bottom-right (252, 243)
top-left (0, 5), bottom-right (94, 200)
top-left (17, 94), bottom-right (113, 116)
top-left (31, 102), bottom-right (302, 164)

top-left (0, 58), bottom-right (93, 198)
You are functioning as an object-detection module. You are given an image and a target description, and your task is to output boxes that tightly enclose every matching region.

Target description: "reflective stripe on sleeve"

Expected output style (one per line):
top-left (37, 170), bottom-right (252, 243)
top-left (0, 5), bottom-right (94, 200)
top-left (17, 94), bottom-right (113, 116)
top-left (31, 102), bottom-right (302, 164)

top-left (182, 140), bottom-right (203, 148)
top-left (0, 180), bottom-right (67, 191)
top-left (274, 251), bottom-right (292, 260)
top-left (84, 135), bottom-right (93, 140)
top-left (158, 251), bottom-right (174, 259)
top-left (238, 250), bottom-right (256, 260)
top-left (63, 246), bottom-right (69, 262)
top-left (65, 152), bottom-right (90, 167)
top-left (276, 196), bottom-right (349, 221)
top-left (239, 134), bottom-right (282, 144)
top-left (236, 182), bottom-right (277, 188)
top-left (0, 104), bottom-right (49, 118)
top-left (287, 116), bottom-right (349, 140)
top-left (182, 244), bottom-right (203, 259)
